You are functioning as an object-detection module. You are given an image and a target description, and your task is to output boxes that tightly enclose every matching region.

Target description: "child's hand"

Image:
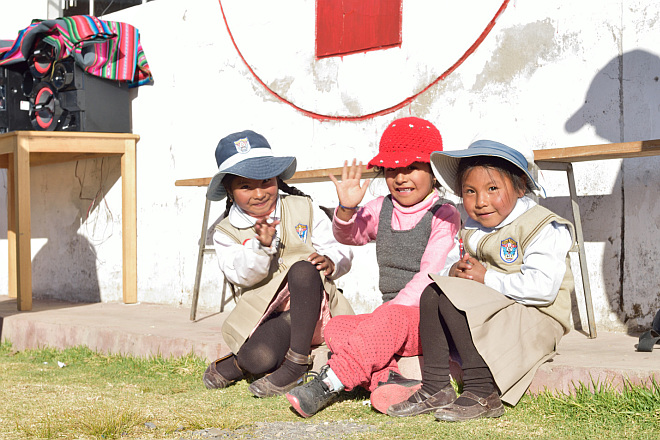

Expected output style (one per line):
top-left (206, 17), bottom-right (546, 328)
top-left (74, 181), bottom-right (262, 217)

top-left (308, 252), bottom-right (335, 276)
top-left (254, 218), bottom-right (280, 247)
top-left (449, 253), bottom-right (486, 284)
top-left (329, 159), bottom-right (371, 220)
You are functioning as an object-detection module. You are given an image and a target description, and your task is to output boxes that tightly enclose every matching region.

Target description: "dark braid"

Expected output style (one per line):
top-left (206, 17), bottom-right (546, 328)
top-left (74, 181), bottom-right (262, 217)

top-left (223, 197), bottom-right (234, 219)
top-left (277, 178), bottom-right (311, 199)
top-left (221, 175), bottom-right (235, 218)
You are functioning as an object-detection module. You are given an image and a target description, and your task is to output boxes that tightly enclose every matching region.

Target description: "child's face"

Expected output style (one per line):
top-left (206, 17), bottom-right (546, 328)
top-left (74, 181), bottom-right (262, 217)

top-left (228, 176), bottom-right (278, 219)
top-left (461, 166), bottom-right (525, 228)
top-left (385, 162), bottom-right (434, 207)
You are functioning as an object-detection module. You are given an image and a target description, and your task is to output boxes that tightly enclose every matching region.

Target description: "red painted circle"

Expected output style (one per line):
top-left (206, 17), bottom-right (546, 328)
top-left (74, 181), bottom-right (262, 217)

top-left (218, 0), bottom-right (510, 121)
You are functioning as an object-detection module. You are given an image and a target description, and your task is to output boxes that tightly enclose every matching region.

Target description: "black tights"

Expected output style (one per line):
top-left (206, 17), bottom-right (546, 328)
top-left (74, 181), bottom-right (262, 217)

top-left (417, 284), bottom-right (495, 402)
top-left (218, 260), bottom-right (323, 386)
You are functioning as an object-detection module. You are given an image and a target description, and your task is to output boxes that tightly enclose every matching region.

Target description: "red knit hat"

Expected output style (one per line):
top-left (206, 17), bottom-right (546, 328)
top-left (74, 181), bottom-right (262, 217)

top-left (368, 117), bottom-right (443, 169)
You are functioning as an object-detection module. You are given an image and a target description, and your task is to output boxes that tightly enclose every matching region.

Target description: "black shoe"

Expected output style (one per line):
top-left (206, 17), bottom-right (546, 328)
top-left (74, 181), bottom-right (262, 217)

top-left (377, 371), bottom-right (422, 388)
top-left (285, 365), bottom-right (339, 417)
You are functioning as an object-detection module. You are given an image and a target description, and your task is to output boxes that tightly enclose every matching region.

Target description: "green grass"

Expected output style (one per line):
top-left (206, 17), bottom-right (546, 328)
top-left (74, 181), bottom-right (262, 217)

top-left (0, 341), bottom-right (658, 440)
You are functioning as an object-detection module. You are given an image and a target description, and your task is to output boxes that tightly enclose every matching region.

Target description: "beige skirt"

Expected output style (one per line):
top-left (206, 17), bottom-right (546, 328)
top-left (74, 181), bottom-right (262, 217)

top-left (429, 275), bottom-right (564, 405)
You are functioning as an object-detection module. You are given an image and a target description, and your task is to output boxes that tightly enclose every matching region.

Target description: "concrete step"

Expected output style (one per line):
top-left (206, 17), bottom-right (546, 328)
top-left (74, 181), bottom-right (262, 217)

top-left (1, 296), bottom-right (658, 395)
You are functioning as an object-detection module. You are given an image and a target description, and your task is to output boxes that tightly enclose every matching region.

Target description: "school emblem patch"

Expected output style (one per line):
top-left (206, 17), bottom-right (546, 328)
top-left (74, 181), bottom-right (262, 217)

top-left (500, 238), bottom-right (518, 263)
top-left (234, 137), bottom-right (251, 153)
top-left (295, 223), bottom-right (308, 243)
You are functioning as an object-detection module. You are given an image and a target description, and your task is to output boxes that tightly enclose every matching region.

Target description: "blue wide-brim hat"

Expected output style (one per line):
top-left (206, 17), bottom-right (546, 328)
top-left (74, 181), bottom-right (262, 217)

top-left (430, 139), bottom-right (542, 196)
top-left (206, 130), bottom-right (297, 201)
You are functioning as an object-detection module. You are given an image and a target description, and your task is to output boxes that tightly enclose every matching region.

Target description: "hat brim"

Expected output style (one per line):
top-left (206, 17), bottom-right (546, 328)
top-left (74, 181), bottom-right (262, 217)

top-left (430, 144), bottom-right (540, 196)
top-left (206, 156), bottom-right (296, 201)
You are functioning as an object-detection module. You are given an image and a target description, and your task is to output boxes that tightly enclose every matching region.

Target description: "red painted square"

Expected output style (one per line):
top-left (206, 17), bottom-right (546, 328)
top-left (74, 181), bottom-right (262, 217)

top-left (316, 0), bottom-right (402, 58)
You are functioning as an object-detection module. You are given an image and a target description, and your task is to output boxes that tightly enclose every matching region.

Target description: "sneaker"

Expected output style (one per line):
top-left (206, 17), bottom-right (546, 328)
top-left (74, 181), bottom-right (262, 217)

top-left (369, 371), bottom-right (422, 414)
top-left (285, 365), bottom-right (339, 417)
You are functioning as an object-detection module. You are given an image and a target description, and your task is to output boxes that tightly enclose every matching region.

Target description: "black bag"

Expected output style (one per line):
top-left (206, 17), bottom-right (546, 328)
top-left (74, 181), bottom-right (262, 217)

top-left (637, 309), bottom-right (660, 352)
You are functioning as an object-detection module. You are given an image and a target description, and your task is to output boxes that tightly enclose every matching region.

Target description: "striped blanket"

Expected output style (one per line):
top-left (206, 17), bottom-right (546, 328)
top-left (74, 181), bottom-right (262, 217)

top-left (0, 15), bottom-right (152, 87)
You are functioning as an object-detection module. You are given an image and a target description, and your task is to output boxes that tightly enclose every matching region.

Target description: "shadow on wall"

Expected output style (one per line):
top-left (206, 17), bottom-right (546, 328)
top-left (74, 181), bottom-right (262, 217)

top-left (547, 49), bottom-right (660, 333)
top-left (0, 157), bottom-right (122, 303)
top-left (31, 233), bottom-right (102, 303)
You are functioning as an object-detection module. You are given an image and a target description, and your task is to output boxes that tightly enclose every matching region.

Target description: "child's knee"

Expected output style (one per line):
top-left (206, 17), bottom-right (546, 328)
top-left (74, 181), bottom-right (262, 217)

top-left (290, 259), bottom-right (316, 274)
top-left (420, 285), bottom-right (440, 309)
top-left (288, 260), bottom-right (321, 290)
top-left (236, 344), bottom-right (279, 374)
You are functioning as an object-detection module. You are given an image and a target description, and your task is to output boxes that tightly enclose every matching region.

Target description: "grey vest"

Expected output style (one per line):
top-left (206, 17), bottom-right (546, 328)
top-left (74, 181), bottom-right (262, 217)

top-left (376, 195), bottom-right (445, 303)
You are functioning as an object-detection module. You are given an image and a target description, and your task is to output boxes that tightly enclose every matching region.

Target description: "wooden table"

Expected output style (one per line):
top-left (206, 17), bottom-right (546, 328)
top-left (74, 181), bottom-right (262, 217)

top-left (0, 131), bottom-right (140, 311)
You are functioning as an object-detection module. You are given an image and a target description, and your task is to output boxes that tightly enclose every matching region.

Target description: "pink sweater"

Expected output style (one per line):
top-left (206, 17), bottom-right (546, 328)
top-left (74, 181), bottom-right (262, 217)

top-left (333, 191), bottom-right (460, 307)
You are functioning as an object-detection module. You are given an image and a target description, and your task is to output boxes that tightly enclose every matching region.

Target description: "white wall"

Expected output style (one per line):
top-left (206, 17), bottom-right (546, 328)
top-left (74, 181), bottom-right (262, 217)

top-left (1, 0), bottom-right (659, 333)
top-left (0, 1), bottom-right (48, 40)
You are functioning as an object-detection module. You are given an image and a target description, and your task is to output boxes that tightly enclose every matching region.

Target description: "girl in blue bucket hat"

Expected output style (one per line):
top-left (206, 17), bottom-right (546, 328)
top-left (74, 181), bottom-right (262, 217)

top-left (203, 130), bottom-right (354, 398)
top-left (383, 140), bottom-right (576, 421)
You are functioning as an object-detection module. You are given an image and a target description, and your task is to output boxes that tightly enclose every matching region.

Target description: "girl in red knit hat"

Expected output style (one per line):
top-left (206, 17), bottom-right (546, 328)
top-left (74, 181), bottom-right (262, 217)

top-left (286, 117), bottom-right (461, 417)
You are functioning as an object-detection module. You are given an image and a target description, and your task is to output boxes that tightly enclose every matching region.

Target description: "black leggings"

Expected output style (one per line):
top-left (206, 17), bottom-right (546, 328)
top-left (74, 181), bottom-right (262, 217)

top-left (419, 283), bottom-right (494, 393)
top-left (236, 260), bottom-right (323, 375)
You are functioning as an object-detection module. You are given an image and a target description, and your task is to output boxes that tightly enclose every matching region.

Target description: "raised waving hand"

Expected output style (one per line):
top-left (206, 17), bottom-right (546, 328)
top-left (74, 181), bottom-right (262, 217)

top-left (328, 159), bottom-right (371, 220)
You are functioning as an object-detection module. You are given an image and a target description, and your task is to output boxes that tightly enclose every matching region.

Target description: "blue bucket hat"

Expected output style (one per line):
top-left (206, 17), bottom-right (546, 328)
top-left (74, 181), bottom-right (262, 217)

top-left (430, 139), bottom-right (542, 196)
top-left (206, 130), bottom-right (297, 201)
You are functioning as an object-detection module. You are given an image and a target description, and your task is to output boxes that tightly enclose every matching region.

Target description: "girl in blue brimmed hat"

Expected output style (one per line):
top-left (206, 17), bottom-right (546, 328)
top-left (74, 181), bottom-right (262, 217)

top-left (384, 139), bottom-right (576, 421)
top-left (203, 130), bottom-right (354, 398)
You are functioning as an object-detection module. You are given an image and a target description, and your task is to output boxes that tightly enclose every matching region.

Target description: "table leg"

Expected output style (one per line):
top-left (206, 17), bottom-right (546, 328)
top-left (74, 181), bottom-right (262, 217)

top-left (7, 155), bottom-right (16, 299)
top-left (14, 137), bottom-right (32, 311)
top-left (121, 139), bottom-right (137, 304)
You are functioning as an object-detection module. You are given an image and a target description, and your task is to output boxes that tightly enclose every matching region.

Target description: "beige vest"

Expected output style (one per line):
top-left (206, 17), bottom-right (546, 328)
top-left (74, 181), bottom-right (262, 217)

top-left (216, 195), bottom-right (354, 353)
top-left (461, 205), bottom-right (575, 333)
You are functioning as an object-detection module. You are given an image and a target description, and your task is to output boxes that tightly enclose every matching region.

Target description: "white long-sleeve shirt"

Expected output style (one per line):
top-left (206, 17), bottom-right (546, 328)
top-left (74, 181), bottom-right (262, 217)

top-left (213, 195), bottom-right (353, 288)
top-left (438, 197), bottom-right (573, 306)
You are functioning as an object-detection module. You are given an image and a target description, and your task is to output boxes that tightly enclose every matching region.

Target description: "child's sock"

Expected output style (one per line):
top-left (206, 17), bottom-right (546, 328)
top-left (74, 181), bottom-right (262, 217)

top-left (322, 366), bottom-right (345, 392)
top-left (216, 355), bottom-right (244, 382)
top-left (409, 363), bottom-right (451, 402)
top-left (267, 359), bottom-right (309, 387)
top-left (456, 371), bottom-right (496, 406)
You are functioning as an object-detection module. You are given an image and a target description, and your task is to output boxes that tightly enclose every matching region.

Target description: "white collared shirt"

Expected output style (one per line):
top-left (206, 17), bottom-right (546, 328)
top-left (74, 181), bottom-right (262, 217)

top-left (438, 197), bottom-right (573, 306)
top-left (213, 195), bottom-right (353, 288)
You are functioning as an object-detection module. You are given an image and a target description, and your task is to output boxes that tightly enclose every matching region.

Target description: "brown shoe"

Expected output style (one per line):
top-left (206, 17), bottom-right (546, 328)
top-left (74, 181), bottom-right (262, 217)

top-left (203, 353), bottom-right (243, 390)
top-left (434, 390), bottom-right (504, 422)
top-left (386, 384), bottom-right (457, 417)
top-left (248, 349), bottom-right (313, 398)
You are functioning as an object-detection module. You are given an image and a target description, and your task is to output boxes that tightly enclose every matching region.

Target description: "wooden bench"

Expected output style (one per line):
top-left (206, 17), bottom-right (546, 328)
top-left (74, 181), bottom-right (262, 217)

top-left (175, 167), bottom-right (378, 321)
top-left (534, 139), bottom-right (660, 339)
top-left (176, 138), bottom-right (660, 337)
